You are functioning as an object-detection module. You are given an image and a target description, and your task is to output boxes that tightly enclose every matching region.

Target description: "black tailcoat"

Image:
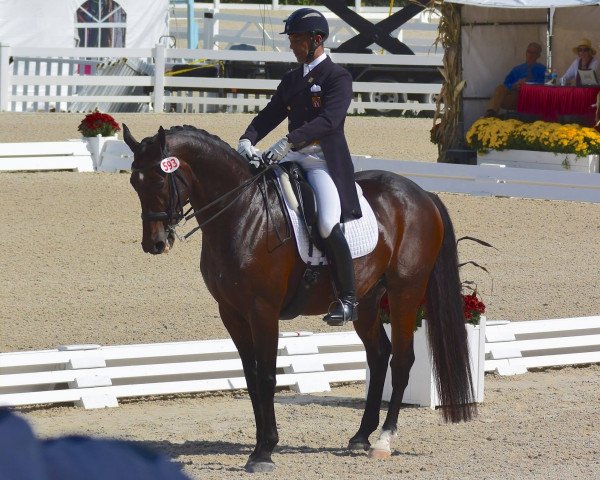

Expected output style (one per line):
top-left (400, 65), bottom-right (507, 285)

top-left (241, 56), bottom-right (362, 221)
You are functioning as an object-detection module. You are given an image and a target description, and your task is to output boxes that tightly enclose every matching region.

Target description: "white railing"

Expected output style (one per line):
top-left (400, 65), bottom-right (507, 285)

top-left (2, 316), bottom-right (598, 410)
top-left (2, 139), bottom-right (599, 203)
top-left (0, 44), bottom-right (443, 113)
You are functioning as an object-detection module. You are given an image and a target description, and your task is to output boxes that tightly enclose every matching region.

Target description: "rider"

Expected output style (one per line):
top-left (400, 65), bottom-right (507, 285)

top-left (236, 8), bottom-right (362, 326)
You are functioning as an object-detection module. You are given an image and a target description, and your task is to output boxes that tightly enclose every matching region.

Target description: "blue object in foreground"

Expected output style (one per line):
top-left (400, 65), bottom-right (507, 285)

top-left (0, 409), bottom-right (189, 480)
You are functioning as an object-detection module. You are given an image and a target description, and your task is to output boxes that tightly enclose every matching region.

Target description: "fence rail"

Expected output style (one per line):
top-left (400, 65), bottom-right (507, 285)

top-left (0, 44), bottom-right (442, 113)
top-left (2, 317), bottom-right (598, 410)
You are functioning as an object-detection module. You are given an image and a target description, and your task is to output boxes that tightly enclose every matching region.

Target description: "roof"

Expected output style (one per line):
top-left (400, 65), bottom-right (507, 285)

top-left (446, 0), bottom-right (599, 8)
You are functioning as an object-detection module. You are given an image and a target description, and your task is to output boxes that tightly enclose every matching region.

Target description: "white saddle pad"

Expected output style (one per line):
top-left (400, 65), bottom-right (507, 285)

top-left (280, 179), bottom-right (378, 265)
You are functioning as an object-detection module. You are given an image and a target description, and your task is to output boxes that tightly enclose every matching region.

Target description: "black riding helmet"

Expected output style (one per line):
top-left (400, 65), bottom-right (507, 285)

top-left (281, 8), bottom-right (329, 39)
top-left (281, 8), bottom-right (329, 62)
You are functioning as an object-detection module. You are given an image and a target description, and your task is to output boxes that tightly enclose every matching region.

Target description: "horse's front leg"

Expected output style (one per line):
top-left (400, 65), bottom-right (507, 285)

top-left (218, 305), bottom-right (267, 463)
top-left (245, 307), bottom-right (280, 472)
top-left (221, 302), bottom-right (280, 472)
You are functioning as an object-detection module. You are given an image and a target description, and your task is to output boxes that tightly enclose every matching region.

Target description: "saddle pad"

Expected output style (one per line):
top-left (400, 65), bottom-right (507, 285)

top-left (280, 180), bottom-right (378, 265)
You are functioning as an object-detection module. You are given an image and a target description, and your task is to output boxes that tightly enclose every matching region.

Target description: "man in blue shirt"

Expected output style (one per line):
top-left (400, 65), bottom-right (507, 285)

top-left (485, 42), bottom-right (546, 117)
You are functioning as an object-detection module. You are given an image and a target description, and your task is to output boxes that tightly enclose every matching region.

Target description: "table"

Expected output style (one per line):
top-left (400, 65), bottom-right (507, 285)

top-left (517, 84), bottom-right (600, 125)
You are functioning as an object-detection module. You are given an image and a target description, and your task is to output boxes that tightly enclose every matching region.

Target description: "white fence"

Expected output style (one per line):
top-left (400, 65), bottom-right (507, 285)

top-left (2, 317), bottom-right (598, 410)
top-left (0, 44), bottom-right (442, 114)
top-left (485, 316), bottom-right (600, 375)
top-left (0, 331), bottom-right (366, 409)
top-left (0, 138), bottom-right (132, 173)
top-left (0, 139), bottom-right (599, 203)
top-left (352, 156), bottom-right (600, 203)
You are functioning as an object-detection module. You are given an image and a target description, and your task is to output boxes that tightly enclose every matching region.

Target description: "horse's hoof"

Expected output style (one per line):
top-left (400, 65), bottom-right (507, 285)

top-left (368, 447), bottom-right (391, 459)
top-left (348, 441), bottom-right (370, 451)
top-left (245, 460), bottom-right (275, 473)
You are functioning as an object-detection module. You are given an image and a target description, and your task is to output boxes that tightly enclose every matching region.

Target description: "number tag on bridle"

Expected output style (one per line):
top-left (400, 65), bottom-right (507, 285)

top-left (161, 157), bottom-right (180, 173)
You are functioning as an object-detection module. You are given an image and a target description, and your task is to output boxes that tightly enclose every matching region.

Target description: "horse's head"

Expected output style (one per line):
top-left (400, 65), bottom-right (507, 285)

top-left (124, 124), bottom-right (190, 255)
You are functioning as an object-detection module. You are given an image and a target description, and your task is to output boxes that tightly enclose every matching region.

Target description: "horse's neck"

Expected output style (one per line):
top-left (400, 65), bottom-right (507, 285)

top-left (189, 144), bottom-right (250, 192)
top-left (187, 149), bottom-right (258, 229)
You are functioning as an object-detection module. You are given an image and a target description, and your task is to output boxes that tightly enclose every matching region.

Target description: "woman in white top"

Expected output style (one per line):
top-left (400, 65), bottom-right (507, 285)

top-left (560, 38), bottom-right (599, 86)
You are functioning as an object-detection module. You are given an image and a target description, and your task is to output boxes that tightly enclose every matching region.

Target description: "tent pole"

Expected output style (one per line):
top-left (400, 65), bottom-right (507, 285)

top-left (547, 8), bottom-right (554, 71)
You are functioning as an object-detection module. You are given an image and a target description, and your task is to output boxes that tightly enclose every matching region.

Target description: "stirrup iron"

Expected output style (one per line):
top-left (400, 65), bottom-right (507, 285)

top-left (323, 297), bottom-right (358, 326)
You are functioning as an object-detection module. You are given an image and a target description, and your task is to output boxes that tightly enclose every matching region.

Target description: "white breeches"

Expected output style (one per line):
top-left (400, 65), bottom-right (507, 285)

top-left (282, 144), bottom-right (341, 238)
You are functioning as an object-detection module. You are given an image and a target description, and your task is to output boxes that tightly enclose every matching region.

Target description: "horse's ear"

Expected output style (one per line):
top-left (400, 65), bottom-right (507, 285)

top-left (122, 124), bottom-right (140, 152)
top-left (158, 126), bottom-right (166, 154)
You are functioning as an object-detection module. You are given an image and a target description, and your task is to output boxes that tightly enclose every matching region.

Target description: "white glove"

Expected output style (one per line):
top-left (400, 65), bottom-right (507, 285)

top-left (262, 137), bottom-right (291, 164)
top-left (237, 139), bottom-right (260, 162)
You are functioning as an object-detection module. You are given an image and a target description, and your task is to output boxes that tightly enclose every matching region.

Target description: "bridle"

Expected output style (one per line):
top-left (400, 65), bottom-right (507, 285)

top-left (132, 147), bottom-right (279, 241)
top-left (131, 159), bottom-right (189, 227)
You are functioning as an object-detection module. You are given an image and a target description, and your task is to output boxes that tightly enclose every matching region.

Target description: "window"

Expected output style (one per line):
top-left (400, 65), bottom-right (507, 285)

top-left (76, 0), bottom-right (126, 47)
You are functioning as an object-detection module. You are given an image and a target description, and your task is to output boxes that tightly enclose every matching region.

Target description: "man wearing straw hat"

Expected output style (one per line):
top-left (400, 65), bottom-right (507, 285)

top-left (559, 38), bottom-right (599, 86)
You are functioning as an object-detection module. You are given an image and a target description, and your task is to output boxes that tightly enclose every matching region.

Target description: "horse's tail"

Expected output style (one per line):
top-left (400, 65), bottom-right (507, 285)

top-left (425, 193), bottom-right (476, 423)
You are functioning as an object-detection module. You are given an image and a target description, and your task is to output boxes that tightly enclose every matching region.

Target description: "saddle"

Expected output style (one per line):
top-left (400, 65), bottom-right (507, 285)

top-left (272, 162), bottom-right (378, 319)
top-left (277, 162), bottom-right (324, 251)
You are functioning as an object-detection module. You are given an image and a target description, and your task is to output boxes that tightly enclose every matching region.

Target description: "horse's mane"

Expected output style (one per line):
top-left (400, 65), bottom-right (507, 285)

top-left (139, 124), bottom-right (248, 171)
top-left (165, 124), bottom-right (227, 148)
top-left (137, 124), bottom-right (232, 155)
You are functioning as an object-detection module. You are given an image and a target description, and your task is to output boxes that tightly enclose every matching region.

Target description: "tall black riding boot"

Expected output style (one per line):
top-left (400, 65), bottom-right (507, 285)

top-left (322, 224), bottom-right (358, 326)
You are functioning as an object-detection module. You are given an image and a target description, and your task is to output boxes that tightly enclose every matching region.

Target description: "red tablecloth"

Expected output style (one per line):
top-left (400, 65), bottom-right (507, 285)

top-left (517, 84), bottom-right (600, 124)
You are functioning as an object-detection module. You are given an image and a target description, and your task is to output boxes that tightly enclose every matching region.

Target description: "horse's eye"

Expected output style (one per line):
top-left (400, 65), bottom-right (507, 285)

top-left (152, 176), bottom-right (166, 189)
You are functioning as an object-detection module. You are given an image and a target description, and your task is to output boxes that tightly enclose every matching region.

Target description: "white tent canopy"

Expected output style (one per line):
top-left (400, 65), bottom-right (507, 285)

top-left (448, 0), bottom-right (599, 7)
top-left (0, 0), bottom-right (169, 48)
top-left (444, 0), bottom-right (600, 131)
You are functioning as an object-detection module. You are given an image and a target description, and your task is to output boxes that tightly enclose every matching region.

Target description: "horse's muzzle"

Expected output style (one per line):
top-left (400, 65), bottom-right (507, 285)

top-left (142, 226), bottom-right (175, 255)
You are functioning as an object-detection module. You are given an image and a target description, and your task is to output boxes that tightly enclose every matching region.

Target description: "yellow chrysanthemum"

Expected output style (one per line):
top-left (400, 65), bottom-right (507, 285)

top-left (465, 117), bottom-right (600, 156)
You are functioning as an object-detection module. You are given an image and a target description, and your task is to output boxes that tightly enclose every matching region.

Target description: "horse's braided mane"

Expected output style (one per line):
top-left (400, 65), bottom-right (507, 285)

top-left (165, 124), bottom-right (229, 149)
top-left (158, 124), bottom-right (250, 173)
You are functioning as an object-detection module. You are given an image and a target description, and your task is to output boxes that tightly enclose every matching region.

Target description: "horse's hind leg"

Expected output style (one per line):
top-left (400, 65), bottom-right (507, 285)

top-left (348, 286), bottom-right (391, 451)
top-left (368, 282), bottom-right (426, 459)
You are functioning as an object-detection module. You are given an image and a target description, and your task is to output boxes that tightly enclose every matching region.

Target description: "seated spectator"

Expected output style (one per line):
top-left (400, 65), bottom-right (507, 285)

top-left (559, 38), bottom-right (598, 86)
top-left (485, 42), bottom-right (546, 117)
top-left (0, 409), bottom-right (190, 480)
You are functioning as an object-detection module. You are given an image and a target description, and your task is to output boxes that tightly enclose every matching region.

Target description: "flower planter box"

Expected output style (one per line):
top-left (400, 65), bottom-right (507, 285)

top-left (477, 149), bottom-right (599, 173)
top-left (78, 135), bottom-right (133, 172)
top-left (366, 317), bottom-right (486, 409)
top-left (82, 134), bottom-right (119, 170)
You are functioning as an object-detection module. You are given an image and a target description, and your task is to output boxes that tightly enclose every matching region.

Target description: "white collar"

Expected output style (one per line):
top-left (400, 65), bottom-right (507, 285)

top-left (303, 52), bottom-right (327, 76)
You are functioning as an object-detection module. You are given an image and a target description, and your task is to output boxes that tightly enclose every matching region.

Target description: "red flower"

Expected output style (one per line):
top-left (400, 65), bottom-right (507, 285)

top-left (78, 111), bottom-right (120, 137)
top-left (379, 291), bottom-right (485, 327)
top-left (380, 292), bottom-right (389, 311)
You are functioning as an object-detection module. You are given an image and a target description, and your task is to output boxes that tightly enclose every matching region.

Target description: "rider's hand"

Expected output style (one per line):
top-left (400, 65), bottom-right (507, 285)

top-left (237, 139), bottom-right (260, 162)
top-left (262, 137), bottom-right (291, 165)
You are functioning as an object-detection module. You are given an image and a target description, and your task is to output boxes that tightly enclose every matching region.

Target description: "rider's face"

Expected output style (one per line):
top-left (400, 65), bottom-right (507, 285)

top-left (289, 33), bottom-right (312, 64)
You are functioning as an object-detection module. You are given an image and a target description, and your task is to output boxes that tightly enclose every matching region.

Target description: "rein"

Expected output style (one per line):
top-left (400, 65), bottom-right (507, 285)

top-left (133, 138), bottom-right (288, 243)
top-left (179, 163), bottom-right (278, 240)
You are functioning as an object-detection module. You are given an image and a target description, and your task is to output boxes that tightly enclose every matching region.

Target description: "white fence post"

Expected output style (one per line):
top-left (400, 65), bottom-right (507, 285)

top-left (0, 43), bottom-right (11, 112)
top-left (153, 44), bottom-right (165, 113)
top-left (202, 11), bottom-right (216, 49)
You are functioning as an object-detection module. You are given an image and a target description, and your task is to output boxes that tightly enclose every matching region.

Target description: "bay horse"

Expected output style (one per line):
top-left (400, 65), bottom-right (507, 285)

top-left (124, 124), bottom-right (475, 473)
